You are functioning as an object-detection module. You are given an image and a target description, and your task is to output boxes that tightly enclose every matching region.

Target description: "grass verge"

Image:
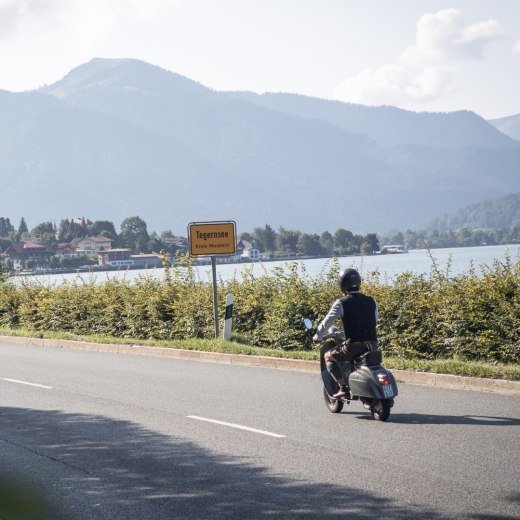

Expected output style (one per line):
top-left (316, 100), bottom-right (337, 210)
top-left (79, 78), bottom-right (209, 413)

top-left (0, 327), bottom-right (518, 381)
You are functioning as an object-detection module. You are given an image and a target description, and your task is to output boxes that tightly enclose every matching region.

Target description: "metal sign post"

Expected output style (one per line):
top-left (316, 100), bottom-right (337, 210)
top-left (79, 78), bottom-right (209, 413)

top-left (211, 256), bottom-right (219, 338)
top-left (188, 221), bottom-right (237, 339)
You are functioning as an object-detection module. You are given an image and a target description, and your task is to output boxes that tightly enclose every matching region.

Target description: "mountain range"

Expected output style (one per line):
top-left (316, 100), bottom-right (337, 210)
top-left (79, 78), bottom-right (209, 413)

top-left (427, 192), bottom-right (520, 232)
top-left (1, 58), bottom-right (519, 234)
top-left (489, 114), bottom-right (520, 142)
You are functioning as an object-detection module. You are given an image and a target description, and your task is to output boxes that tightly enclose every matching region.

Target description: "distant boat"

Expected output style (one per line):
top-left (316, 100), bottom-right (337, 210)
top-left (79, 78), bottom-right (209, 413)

top-left (381, 244), bottom-right (408, 254)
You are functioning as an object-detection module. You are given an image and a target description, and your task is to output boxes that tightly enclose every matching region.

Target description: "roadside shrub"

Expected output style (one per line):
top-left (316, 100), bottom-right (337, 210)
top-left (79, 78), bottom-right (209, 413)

top-left (248, 263), bottom-right (317, 350)
top-left (226, 266), bottom-right (278, 336)
top-left (441, 258), bottom-right (520, 363)
top-left (0, 281), bottom-right (21, 327)
top-left (0, 255), bottom-right (518, 364)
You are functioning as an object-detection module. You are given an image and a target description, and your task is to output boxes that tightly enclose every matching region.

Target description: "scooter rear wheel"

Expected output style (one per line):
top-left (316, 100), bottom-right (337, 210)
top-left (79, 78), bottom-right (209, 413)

top-left (370, 399), bottom-right (391, 421)
top-left (323, 386), bottom-right (343, 413)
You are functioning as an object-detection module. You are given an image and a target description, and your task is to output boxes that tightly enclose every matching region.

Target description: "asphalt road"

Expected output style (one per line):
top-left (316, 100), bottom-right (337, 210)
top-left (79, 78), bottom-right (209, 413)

top-left (0, 341), bottom-right (519, 520)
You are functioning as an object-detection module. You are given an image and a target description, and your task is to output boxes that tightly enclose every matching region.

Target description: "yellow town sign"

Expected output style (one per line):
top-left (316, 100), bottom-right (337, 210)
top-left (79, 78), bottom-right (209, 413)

top-left (188, 221), bottom-right (237, 257)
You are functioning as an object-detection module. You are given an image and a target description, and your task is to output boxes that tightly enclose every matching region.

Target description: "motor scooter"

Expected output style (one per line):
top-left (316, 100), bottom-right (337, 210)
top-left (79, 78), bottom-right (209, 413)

top-left (304, 319), bottom-right (398, 421)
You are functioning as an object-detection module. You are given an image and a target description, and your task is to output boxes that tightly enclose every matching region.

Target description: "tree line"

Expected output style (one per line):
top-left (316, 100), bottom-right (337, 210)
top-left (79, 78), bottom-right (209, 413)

top-left (381, 227), bottom-right (520, 250)
top-left (240, 225), bottom-right (380, 257)
top-left (0, 217), bottom-right (383, 258)
top-left (240, 223), bottom-right (520, 256)
top-left (2, 214), bottom-right (519, 263)
top-left (0, 216), bottom-right (183, 256)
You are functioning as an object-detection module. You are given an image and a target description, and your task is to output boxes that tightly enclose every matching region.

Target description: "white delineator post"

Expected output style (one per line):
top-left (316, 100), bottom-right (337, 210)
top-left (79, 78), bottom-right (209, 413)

top-left (223, 293), bottom-right (234, 340)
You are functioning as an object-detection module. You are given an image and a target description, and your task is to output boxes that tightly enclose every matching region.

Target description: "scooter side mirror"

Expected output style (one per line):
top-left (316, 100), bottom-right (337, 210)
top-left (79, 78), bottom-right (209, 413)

top-left (303, 318), bottom-right (313, 330)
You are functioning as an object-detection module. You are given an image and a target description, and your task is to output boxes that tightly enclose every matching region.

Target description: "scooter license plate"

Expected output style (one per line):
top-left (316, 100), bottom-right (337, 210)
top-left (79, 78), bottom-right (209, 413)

top-left (382, 385), bottom-right (394, 398)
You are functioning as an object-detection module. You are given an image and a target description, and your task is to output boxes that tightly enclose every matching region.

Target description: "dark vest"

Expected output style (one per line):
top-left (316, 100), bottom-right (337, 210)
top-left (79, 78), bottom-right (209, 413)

top-left (340, 292), bottom-right (377, 342)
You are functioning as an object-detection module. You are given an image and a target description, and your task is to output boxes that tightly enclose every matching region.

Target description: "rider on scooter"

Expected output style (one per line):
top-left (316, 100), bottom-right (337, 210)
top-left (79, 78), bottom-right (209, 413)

top-left (313, 268), bottom-right (379, 399)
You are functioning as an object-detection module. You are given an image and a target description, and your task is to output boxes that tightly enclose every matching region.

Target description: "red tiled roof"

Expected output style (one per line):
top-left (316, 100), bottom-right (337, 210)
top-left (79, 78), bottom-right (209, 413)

top-left (23, 242), bottom-right (46, 249)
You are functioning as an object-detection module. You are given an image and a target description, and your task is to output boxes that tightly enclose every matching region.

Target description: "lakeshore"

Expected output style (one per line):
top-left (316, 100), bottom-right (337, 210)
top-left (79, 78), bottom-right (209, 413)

top-left (8, 244), bottom-right (520, 285)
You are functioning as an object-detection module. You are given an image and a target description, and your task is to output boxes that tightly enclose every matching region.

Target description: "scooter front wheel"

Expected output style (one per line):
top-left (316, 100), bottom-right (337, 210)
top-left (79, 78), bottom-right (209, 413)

top-left (323, 386), bottom-right (343, 413)
top-left (370, 399), bottom-right (391, 421)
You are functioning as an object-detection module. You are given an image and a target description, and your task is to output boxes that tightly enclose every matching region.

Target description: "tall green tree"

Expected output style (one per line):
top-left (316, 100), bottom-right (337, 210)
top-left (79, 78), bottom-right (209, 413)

top-left (160, 230), bottom-right (175, 240)
top-left (276, 227), bottom-right (301, 254)
top-left (254, 224), bottom-right (276, 252)
top-left (6, 218), bottom-right (14, 236)
top-left (297, 234), bottom-right (324, 256)
top-left (361, 233), bottom-right (380, 254)
top-left (31, 221), bottom-right (54, 236)
top-left (333, 228), bottom-right (353, 255)
top-left (119, 216), bottom-right (150, 253)
top-left (18, 217), bottom-right (28, 235)
top-left (31, 221), bottom-right (57, 246)
top-left (57, 219), bottom-right (88, 242)
top-left (0, 218), bottom-right (10, 238)
top-left (319, 231), bottom-right (334, 254)
top-left (91, 220), bottom-right (117, 240)
top-left (57, 219), bottom-right (70, 241)
top-left (147, 231), bottom-right (163, 253)
top-left (0, 238), bottom-right (12, 253)
top-left (387, 230), bottom-right (404, 245)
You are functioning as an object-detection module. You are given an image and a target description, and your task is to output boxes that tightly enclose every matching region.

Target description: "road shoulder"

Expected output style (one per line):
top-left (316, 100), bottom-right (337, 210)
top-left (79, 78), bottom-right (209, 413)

top-left (1, 335), bottom-right (519, 396)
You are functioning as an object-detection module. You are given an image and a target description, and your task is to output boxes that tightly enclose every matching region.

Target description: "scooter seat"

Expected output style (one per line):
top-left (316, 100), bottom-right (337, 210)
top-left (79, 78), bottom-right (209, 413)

top-left (357, 350), bottom-right (382, 366)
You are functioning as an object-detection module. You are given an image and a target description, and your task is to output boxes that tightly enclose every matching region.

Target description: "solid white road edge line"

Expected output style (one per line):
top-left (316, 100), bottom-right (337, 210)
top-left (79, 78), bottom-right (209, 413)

top-left (2, 378), bottom-right (53, 389)
top-left (187, 415), bottom-right (285, 438)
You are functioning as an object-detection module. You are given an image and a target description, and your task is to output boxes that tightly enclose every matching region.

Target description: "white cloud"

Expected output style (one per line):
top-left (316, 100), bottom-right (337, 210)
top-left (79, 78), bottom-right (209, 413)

top-left (0, 0), bottom-right (115, 48)
top-left (335, 65), bottom-right (456, 106)
top-left (0, 0), bottom-right (184, 91)
top-left (0, 0), bottom-right (61, 37)
top-left (0, 0), bottom-right (180, 46)
top-left (334, 9), bottom-right (503, 107)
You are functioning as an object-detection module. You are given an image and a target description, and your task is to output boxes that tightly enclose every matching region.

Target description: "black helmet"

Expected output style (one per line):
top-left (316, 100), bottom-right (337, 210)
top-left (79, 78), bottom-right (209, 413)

top-left (338, 268), bottom-right (361, 293)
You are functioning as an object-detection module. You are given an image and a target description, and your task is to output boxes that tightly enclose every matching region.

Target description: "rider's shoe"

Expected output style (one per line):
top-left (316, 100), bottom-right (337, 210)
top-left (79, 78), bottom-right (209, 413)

top-left (332, 385), bottom-right (349, 399)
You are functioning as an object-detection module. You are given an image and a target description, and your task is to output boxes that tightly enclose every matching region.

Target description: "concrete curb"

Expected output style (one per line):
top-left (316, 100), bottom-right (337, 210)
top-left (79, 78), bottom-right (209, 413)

top-left (392, 369), bottom-right (520, 396)
top-left (1, 335), bottom-right (519, 396)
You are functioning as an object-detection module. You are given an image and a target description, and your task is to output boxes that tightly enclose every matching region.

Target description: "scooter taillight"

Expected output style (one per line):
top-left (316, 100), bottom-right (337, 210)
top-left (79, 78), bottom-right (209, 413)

top-left (377, 373), bottom-right (391, 385)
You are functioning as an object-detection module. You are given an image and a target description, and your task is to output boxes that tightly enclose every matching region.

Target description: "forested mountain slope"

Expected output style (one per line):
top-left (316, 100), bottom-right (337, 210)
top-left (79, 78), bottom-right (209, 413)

top-left (0, 58), bottom-right (518, 233)
top-left (427, 193), bottom-right (520, 232)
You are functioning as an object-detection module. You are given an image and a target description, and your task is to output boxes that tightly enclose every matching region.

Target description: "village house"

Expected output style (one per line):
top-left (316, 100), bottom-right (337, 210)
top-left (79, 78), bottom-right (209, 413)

top-left (161, 236), bottom-right (188, 252)
top-left (130, 253), bottom-right (164, 268)
top-left (54, 242), bottom-right (81, 260)
top-left (3, 242), bottom-right (55, 270)
top-left (236, 239), bottom-right (260, 261)
top-left (70, 236), bottom-right (113, 260)
top-left (97, 249), bottom-right (133, 267)
top-left (241, 247), bottom-right (260, 261)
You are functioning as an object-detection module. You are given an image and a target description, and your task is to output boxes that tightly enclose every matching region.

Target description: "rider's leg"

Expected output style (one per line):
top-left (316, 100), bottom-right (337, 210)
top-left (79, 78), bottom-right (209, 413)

top-left (324, 350), bottom-right (347, 389)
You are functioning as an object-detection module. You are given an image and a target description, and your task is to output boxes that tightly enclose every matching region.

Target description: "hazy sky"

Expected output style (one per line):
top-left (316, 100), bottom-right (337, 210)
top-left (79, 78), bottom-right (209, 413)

top-left (1, 0), bottom-right (519, 119)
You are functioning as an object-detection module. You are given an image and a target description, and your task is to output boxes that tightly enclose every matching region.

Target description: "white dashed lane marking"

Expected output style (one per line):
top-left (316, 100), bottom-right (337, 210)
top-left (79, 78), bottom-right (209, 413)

top-left (2, 378), bottom-right (53, 389)
top-left (187, 415), bottom-right (285, 438)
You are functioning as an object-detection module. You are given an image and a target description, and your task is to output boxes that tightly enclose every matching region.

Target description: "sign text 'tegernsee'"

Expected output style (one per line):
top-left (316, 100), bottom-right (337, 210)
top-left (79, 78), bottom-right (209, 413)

top-left (188, 221), bottom-right (237, 256)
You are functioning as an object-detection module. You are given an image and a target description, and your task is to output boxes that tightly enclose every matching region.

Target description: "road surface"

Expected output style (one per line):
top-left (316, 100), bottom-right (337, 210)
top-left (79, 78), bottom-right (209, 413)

top-left (1, 341), bottom-right (519, 519)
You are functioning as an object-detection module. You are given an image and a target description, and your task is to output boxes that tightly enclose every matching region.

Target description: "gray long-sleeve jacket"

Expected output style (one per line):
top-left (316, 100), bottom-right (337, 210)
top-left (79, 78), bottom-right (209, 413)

top-left (313, 291), bottom-right (378, 342)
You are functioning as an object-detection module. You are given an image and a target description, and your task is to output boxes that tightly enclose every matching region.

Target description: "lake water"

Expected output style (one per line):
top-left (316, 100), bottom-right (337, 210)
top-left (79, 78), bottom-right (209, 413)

top-left (15, 244), bottom-right (520, 286)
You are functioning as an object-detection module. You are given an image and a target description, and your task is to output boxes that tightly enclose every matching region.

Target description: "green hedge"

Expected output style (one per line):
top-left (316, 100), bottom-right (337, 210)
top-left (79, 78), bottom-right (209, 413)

top-left (0, 256), bottom-right (519, 364)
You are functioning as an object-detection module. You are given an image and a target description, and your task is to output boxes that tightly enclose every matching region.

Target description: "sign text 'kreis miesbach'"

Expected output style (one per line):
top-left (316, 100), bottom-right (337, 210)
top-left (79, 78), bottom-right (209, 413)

top-left (188, 221), bottom-right (236, 256)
